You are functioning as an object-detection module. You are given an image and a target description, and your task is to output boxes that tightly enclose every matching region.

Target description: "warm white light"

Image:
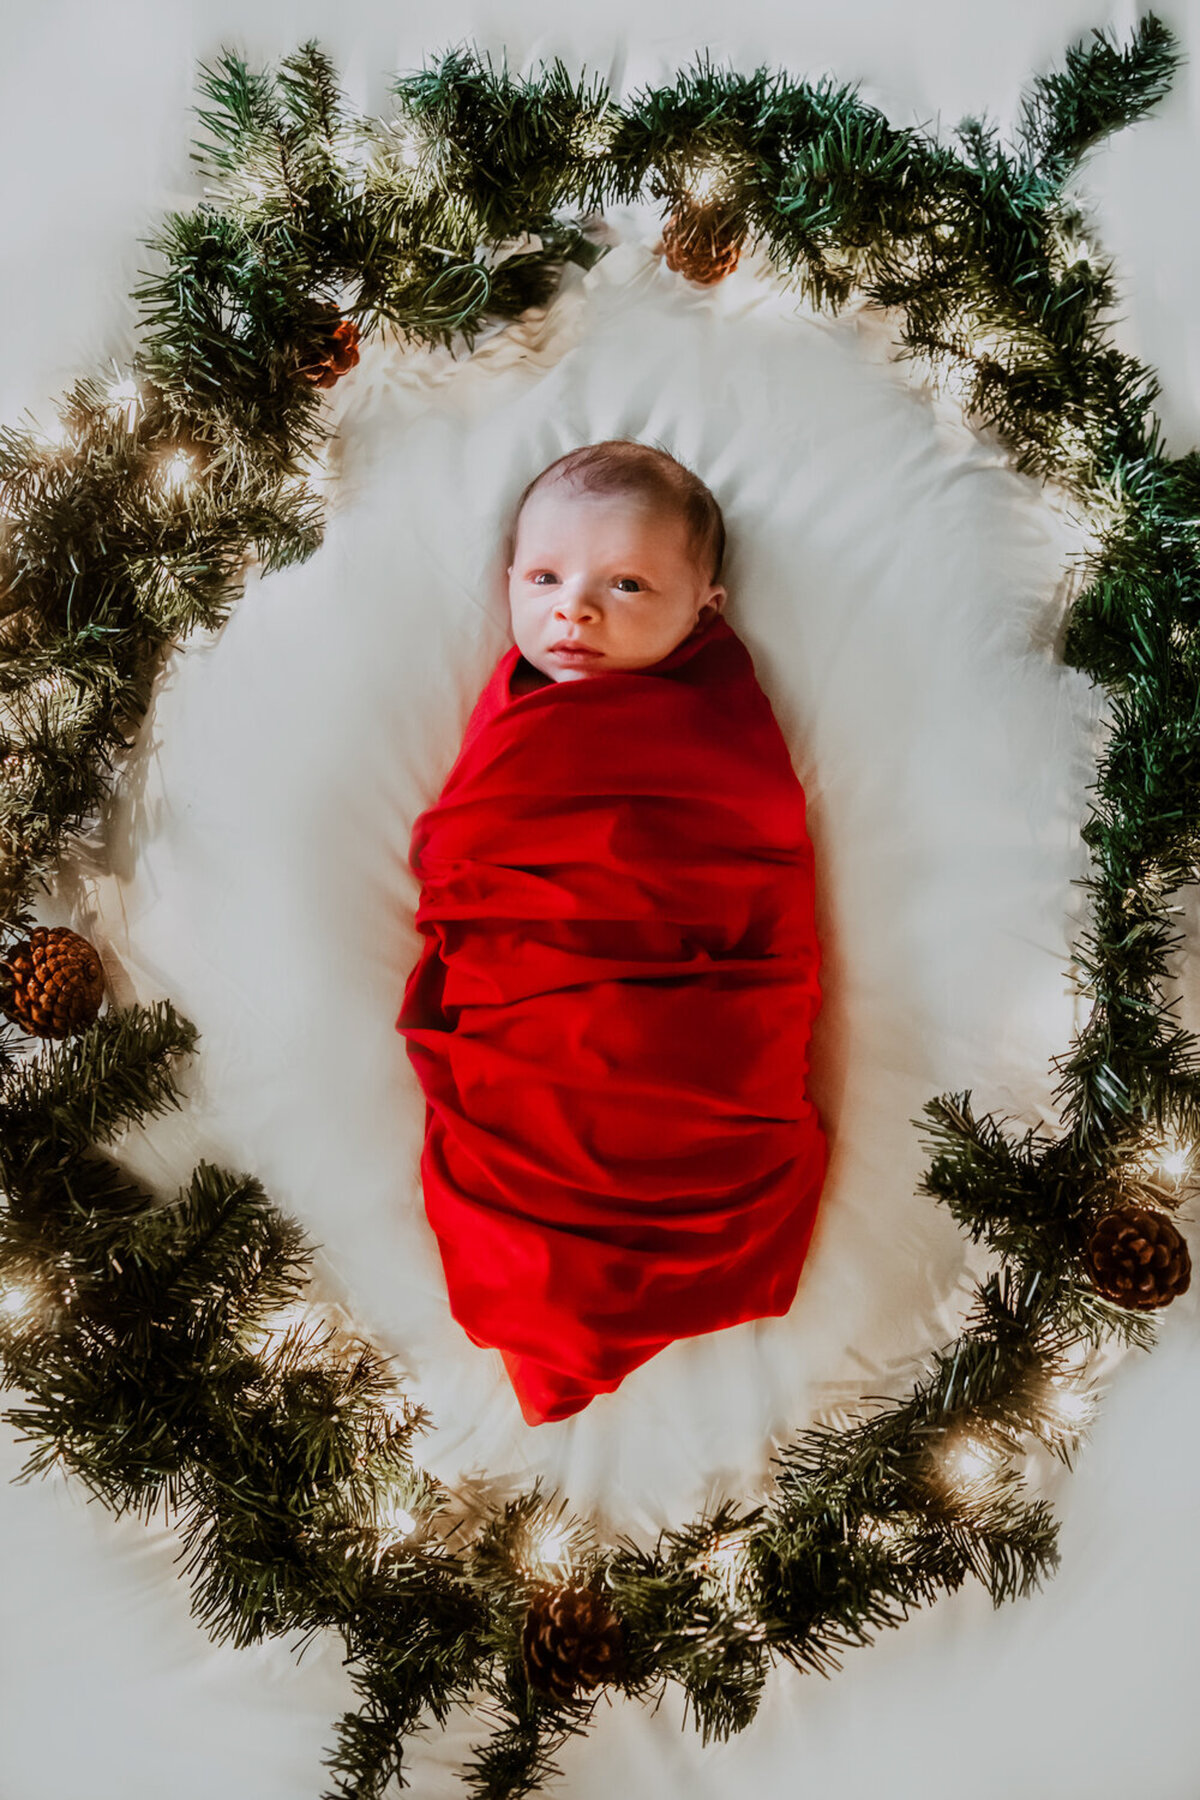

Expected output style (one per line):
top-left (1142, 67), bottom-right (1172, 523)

top-left (940, 1435), bottom-right (1002, 1490)
top-left (1158, 1130), bottom-right (1192, 1180)
top-left (700, 1530), bottom-right (752, 1594)
top-left (378, 1497), bottom-right (418, 1541)
top-left (1044, 1379), bottom-right (1096, 1431)
top-left (388, 120), bottom-right (425, 171)
top-left (531, 1524), bottom-right (572, 1566)
top-left (159, 450), bottom-right (195, 494)
top-left (106, 375), bottom-right (142, 428)
top-left (1053, 226), bottom-right (1093, 266)
top-left (686, 158), bottom-right (727, 205)
top-left (0, 1283), bottom-right (32, 1319)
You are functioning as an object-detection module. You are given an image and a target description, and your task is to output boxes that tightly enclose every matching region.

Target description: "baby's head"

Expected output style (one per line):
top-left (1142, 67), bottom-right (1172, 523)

top-left (505, 441), bottom-right (727, 682)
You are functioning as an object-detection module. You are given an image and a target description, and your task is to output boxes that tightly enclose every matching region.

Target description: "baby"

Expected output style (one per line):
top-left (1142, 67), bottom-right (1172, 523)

top-left (398, 437), bottom-right (827, 1425)
top-left (505, 440), bottom-right (728, 694)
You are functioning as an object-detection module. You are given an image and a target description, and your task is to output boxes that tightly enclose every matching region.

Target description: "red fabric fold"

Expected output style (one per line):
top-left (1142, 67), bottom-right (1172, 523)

top-left (396, 615), bottom-right (828, 1424)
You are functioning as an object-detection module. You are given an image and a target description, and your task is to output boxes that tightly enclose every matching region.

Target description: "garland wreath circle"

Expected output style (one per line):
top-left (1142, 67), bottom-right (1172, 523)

top-left (0, 18), bottom-right (1196, 1797)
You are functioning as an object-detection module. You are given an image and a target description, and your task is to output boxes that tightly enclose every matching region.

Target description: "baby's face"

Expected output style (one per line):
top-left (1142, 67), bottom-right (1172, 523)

top-left (506, 482), bottom-right (726, 682)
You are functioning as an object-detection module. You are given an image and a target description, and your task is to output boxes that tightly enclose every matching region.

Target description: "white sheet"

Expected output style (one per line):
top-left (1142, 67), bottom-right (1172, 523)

top-left (3, 20), bottom-right (1200, 1800)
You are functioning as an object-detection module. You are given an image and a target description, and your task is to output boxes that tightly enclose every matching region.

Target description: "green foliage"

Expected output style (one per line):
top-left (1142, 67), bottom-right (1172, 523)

top-left (0, 16), bottom-right (1194, 1800)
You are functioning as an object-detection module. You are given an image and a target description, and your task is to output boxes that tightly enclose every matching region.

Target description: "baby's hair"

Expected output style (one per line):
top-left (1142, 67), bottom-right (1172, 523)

top-left (509, 439), bottom-right (726, 584)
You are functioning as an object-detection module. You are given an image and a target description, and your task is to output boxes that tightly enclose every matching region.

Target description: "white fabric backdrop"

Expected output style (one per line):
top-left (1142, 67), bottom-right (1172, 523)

top-left (2, 5), bottom-right (1199, 1798)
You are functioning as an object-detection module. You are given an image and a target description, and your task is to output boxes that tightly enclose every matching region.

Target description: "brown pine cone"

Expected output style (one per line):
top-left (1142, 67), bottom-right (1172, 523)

top-left (293, 303), bottom-right (361, 389)
top-left (1084, 1204), bottom-right (1192, 1309)
top-left (521, 1582), bottom-right (625, 1700)
top-left (0, 925), bottom-right (105, 1038)
top-left (661, 205), bottom-right (746, 285)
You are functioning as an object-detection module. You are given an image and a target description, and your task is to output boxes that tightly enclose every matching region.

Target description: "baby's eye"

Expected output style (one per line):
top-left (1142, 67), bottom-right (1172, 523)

top-left (530, 572), bottom-right (558, 585)
top-left (613, 578), bottom-right (642, 593)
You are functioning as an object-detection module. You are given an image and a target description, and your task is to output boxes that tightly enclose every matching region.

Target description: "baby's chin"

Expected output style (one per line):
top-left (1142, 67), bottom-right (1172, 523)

top-left (546, 662), bottom-right (611, 682)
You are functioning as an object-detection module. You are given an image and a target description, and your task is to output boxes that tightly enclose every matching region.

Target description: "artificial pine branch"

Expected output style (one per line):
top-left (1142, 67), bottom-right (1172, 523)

top-left (0, 999), bottom-right (199, 1168)
top-left (1016, 13), bottom-right (1182, 184)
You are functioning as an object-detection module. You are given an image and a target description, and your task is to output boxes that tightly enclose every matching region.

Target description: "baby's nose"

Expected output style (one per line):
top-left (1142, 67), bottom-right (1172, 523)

top-left (556, 587), bottom-right (598, 618)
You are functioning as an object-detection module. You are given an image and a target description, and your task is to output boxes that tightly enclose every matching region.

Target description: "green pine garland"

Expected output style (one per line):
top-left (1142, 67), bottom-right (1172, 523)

top-left (0, 17), bottom-right (1194, 1798)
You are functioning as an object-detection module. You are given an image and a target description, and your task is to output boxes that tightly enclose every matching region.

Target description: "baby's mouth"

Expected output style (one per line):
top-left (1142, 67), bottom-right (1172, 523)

top-left (549, 642), bottom-right (604, 659)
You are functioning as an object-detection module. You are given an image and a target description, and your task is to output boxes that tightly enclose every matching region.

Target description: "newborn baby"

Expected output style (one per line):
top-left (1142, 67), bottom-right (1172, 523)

top-left (506, 443), bottom-right (727, 694)
top-left (397, 439), bottom-right (828, 1425)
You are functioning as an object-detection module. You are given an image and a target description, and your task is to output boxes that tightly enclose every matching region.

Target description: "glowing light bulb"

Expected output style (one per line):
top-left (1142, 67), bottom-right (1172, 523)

top-left (939, 1434), bottom-right (1003, 1494)
top-left (0, 1283), bottom-right (32, 1320)
top-left (159, 450), bottom-right (195, 494)
top-left (532, 1524), bottom-right (572, 1566)
top-left (106, 375), bottom-right (142, 428)
top-left (388, 121), bottom-right (424, 171)
top-left (1045, 1379), bottom-right (1096, 1431)
top-left (699, 1529), bottom-right (752, 1595)
top-left (687, 159), bottom-right (727, 205)
top-left (1158, 1131), bottom-right (1191, 1179)
top-left (378, 1498), bottom-right (418, 1540)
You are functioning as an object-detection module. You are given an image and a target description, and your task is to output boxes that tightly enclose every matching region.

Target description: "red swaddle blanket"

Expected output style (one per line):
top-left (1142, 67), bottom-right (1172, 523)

top-left (396, 614), bottom-right (828, 1424)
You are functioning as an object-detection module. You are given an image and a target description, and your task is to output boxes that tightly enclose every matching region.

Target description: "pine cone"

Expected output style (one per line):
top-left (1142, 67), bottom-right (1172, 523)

top-left (292, 303), bottom-right (361, 389)
top-left (521, 1582), bottom-right (625, 1699)
top-left (661, 205), bottom-right (746, 285)
top-left (0, 925), bottom-right (105, 1038)
top-left (1085, 1204), bottom-right (1192, 1309)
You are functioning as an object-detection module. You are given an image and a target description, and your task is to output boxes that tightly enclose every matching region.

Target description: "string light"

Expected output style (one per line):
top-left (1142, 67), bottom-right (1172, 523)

top-left (698, 1528), bottom-right (753, 1596)
top-left (684, 154), bottom-right (733, 207)
top-left (1043, 1376), bottom-right (1097, 1434)
top-left (105, 371), bottom-right (143, 430)
top-left (530, 1522), bottom-right (572, 1567)
top-left (936, 1431), bottom-right (1006, 1501)
top-left (387, 119), bottom-right (426, 173)
top-left (158, 449), bottom-right (195, 495)
top-left (1127, 1124), bottom-right (1197, 1188)
top-left (0, 1281), bottom-right (34, 1321)
top-left (377, 1495), bottom-right (419, 1542)
top-left (1157, 1128), bottom-right (1192, 1181)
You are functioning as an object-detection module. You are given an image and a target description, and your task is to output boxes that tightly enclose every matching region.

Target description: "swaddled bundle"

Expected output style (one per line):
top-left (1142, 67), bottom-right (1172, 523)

top-left (397, 611), bottom-right (828, 1425)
